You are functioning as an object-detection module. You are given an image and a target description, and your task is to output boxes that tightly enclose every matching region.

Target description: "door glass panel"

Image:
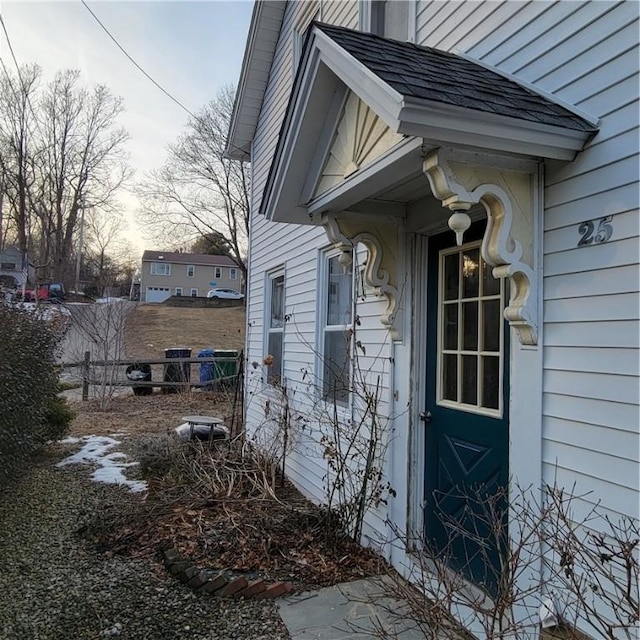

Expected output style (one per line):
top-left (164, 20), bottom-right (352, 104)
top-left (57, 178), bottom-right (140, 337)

top-left (438, 241), bottom-right (504, 415)
top-left (444, 253), bottom-right (459, 301)
top-left (461, 355), bottom-right (478, 405)
top-left (442, 354), bottom-right (457, 401)
top-left (482, 260), bottom-right (500, 296)
top-left (444, 304), bottom-right (458, 350)
top-left (481, 356), bottom-right (500, 409)
top-left (462, 302), bottom-right (478, 351)
top-left (462, 248), bottom-right (480, 298)
top-left (482, 299), bottom-right (501, 352)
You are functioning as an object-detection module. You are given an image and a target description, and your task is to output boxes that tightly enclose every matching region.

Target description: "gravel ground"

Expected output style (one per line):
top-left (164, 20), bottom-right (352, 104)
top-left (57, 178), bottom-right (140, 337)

top-left (0, 446), bottom-right (290, 640)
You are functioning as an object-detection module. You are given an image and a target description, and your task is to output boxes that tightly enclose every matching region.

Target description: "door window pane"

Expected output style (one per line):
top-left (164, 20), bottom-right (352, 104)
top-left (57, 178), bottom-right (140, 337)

top-left (438, 241), bottom-right (504, 415)
top-left (481, 356), bottom-right (500, 410)
top-left (444, 304), bottom-right (458, 350)
top-left (462, 302), bottom-right (478, 351)
top-left (461, 355), bottom-right (478, 405)
top-left (443, 253), bottom-right (459, 301)
top-left (482, 260), bottom-right (500, 296)
top-left (442, 354), bottom-right (457, 401)
top-left (482, 299), bottom-right (501, 352)
top-left (462, 248), bottom-right (479, 298)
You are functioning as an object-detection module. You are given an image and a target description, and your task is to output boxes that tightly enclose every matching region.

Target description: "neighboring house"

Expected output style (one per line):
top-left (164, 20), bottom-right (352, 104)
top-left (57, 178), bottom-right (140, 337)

top-left (227, 1), bottom-right (638, 637)
top-left (140, 251), bottom-right (240, 303)
top-left (0, 246), bottom-right (33, 287)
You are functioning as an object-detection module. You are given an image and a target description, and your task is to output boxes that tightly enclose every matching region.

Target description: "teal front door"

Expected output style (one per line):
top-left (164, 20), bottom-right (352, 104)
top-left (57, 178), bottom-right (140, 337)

top-left (425, 222), bottom-right (509, 591)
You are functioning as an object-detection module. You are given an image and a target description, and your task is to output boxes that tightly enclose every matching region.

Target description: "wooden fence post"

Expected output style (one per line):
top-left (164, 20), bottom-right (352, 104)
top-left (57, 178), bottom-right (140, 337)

top-left (82, 350), bottom-right (90, 401)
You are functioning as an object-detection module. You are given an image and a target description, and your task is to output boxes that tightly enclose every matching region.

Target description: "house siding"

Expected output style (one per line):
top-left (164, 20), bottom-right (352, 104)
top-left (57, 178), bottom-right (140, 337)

top-left (245, 0), bottom-right (393, 512)
top-left (245, 0), bottom-right (639, 566)
top-left (415, 0), bottom-right (640, 522)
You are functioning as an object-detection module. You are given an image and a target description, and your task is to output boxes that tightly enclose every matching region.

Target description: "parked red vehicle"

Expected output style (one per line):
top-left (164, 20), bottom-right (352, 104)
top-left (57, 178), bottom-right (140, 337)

top-left (22, 282), bottom-right (66, 302)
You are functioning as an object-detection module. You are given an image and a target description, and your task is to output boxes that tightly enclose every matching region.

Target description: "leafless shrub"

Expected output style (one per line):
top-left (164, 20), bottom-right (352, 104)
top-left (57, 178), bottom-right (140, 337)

top-left (354, 483), bottom-right (638, 640)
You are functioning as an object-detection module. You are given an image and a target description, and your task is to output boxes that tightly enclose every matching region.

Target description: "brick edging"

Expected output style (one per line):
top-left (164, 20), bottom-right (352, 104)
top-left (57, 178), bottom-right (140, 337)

top-left (161, 545), bottom-right (293, 600)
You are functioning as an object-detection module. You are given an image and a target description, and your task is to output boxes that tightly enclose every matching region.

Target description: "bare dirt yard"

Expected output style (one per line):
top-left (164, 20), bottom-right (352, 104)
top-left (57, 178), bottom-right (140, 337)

top-left (125, 303), bottom-right (246, 360)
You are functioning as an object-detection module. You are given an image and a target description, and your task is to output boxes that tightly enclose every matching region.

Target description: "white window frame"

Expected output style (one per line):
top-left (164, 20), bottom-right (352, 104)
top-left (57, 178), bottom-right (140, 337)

top-left (214, 266), bottom-right (222, 279)
top-left (186, 265), bottom-right (195, 277)
top-left (359, 0), bottom-right (415, 42)
top-left (265, 268), bottom-right (285, 386)
top-left (175, 287), bottom-right (183, 296)
top-left (150, 262), bottom-right (171, 276)
top-left (229, 267), bottom-right (238, 281)
top-left (190, 288), bottom-right (198, 297)
top-left (317, 248), bottom-right (354, 407)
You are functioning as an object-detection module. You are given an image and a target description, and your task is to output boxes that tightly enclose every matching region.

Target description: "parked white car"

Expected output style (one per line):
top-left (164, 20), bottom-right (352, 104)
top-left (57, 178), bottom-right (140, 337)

top-left (206, 288), bottom-right (244, 300)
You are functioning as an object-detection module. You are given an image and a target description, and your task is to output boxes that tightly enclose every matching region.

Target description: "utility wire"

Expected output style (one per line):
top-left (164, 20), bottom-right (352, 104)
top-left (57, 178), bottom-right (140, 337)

top-left (0, 14), bottom-right (45, 141)
top-left (80, 0), bottom-right (198, 121)
top-left (0, 14), bottom-right (23, 81)
top-left (80, 0), bottom-right (247, 158)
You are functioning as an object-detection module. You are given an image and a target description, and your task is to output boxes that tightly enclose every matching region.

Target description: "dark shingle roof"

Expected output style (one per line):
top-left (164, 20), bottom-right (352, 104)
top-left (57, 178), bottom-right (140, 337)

top-left (315, 23), bottom-right (597, 134)
top-left (142, 251), bottom-right (237, 267)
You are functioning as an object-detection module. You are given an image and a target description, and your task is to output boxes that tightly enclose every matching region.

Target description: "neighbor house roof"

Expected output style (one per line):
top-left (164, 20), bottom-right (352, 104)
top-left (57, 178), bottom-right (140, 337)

top-left (141, 251), bottom-right (237, 267)
top-left (314, 23), bottom-right (598, 134)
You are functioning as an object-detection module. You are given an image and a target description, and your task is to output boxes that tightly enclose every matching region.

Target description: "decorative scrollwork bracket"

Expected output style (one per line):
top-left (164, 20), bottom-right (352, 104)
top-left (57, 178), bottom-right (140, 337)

top-left (423, 149), bottom-right (539, 346)
top-left (323, 214), bottom-right (402, 341)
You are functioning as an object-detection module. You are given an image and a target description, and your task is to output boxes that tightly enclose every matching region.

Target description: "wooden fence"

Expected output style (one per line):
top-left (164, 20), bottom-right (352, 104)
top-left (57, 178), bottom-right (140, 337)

top-left (60, 351), bottom-right (242, 401)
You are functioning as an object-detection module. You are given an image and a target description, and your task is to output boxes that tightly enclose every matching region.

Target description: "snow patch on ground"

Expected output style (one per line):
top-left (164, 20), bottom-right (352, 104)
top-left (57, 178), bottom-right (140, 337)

top-left (56, 435), bottom-right (147, 493)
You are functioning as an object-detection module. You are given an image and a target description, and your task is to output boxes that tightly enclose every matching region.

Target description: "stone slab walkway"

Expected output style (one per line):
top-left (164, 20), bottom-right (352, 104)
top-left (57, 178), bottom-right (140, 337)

top-left (278, 577), bottom-right (427, 639)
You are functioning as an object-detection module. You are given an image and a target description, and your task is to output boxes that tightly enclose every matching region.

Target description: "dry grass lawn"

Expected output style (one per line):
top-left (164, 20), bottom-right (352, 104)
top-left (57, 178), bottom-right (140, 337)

top-left (124, 304), bottom-right (245, 360)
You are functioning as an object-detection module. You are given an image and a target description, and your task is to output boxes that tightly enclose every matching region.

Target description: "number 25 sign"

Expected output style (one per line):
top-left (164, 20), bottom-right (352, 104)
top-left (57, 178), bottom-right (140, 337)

top-left (577, 215), bottom-right (614, 247)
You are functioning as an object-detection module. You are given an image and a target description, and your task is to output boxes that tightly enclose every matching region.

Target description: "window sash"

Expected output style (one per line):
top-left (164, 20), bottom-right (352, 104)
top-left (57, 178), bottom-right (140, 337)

top-left (266, 271), bottom-right (285, 385)
top-left (187, 265), bottom-right (195, 277)
top-left (321, 252), bottom-right (353, 405)
top-left (150, 262), bottom-right (170, 275)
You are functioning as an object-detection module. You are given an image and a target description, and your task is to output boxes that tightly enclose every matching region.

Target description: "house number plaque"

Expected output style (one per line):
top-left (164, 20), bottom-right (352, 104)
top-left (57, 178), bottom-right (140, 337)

top-left (577, 215), bottom-right (614, 247)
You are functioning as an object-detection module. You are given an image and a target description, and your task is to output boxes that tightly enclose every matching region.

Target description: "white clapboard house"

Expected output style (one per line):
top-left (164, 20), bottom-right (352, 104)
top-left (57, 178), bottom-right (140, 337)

top-left (226, 2), bottom-right (639, 637)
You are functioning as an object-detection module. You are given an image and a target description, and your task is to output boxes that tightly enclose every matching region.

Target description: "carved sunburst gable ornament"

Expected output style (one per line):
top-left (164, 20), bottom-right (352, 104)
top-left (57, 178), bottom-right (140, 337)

top-left (314, 92), bottom-right (403, 197)
top-left (423, 149), bottom-right (539, 346)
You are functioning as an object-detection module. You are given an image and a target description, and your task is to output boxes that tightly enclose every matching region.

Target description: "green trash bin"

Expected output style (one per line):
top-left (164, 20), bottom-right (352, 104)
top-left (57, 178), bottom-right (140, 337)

top-left (214, 349), bottom-right (239, 387)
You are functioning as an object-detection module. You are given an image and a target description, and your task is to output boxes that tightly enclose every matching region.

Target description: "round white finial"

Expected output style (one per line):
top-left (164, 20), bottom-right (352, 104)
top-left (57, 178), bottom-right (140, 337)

top-left (448, 211), bottom-right (472, 246)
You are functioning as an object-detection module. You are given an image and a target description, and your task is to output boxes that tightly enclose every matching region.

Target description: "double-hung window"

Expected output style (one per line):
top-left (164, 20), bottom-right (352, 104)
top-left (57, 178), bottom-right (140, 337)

top-left (266, 271), bottom-right (285, 385)
top-left (150, 262), bottom-right (171, 276)
top-left (187, 265), bottom-right (195, 277)
top-left (214, 267), bottom-right (222, 279)
top-left (190, 288), bottom-right (198, 297)
top-left (175, 287), bottom-right (183, 296)
top-left (321, 251), bottom-right (353, 405)
top-left (229, 267), bottom-right (238, 281)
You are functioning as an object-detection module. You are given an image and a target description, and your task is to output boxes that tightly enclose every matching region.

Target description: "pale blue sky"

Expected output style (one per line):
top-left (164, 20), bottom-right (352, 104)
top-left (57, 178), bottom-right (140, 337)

top-left (1, 0), bottom-right (254, 252)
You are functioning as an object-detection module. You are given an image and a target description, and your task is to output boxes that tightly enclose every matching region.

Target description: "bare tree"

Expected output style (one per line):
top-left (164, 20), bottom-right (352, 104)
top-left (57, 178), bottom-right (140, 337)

top-left (35, 70), bottom-right (130, 283)
top-left (0, 64), bottom-right (41, 256)
top-left (0, 65), bottom-right (130, 285)
top-left (136, 85), bottom-right (249, 278)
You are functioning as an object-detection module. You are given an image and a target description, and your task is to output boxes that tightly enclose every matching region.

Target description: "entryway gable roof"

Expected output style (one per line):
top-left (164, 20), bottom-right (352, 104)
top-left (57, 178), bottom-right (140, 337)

top-left (316, 23), bottom-right (597, 135)
top-left (260, 22), bottom-right (599, 224)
